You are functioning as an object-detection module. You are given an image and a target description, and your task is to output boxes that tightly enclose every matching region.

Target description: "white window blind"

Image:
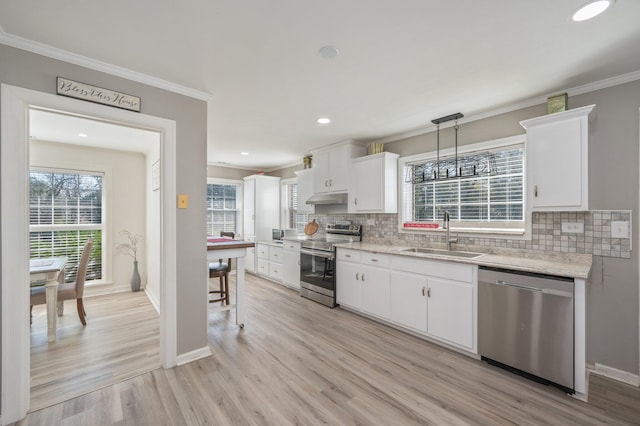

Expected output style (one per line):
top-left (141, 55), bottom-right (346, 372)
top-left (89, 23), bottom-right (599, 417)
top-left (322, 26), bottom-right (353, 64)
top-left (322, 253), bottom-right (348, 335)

top-left (206, 183), bottom-right (239, 235)
top-left (402, 145), bottom-right (524, 230)
top-left (286, 182), bottom-right (308, 233)
top-left (29, 169), bottom-right (103, 283)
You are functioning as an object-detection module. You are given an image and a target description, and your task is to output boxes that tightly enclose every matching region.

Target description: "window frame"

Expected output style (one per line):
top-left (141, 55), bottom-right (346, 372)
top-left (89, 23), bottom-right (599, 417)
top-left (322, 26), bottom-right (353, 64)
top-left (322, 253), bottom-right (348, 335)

top-left (29, 165), bottom-right (108, 284)
top-left (281, 177), bottom-right (309, 234)
top-left (398, 135), bottom-right (526, 236)
top-left (206, 177), bottom-right (243, 238)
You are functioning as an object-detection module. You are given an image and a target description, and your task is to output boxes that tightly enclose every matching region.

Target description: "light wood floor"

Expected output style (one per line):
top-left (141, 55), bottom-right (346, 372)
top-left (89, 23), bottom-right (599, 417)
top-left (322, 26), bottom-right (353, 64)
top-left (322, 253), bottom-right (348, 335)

top-left (21, 274), bottom-right (640, 425)
top-left (29, 290), bottom-right (160, 412)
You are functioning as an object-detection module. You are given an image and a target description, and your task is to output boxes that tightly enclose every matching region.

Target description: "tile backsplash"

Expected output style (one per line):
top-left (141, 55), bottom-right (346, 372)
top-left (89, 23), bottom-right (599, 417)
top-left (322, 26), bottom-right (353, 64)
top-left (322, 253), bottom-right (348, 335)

top-left (310, 210), bottom-right (632, 259)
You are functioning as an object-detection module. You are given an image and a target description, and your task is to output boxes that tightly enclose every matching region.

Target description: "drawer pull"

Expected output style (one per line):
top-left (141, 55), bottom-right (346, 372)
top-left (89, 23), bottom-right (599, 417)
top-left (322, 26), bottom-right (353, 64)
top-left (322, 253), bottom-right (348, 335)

top-left (371, 258), bottom-right (379, 262)
top-left (356, 272), bottom-right (359, 281)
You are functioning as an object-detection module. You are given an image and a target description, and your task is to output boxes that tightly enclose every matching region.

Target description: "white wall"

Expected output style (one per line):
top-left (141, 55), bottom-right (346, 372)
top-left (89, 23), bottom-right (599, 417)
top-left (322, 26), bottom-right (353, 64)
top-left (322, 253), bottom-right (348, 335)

top-left (30, 139), bottom-right (147, 295)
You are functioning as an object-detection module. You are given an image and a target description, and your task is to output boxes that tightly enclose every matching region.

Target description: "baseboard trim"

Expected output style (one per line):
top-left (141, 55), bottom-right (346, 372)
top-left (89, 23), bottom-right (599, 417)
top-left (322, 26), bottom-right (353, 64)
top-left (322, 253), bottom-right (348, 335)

top-left (144, 288), bottom-right (160, 314)
top-left (176, 346), bottom-right (212, 366)
top-left (590, 363), bottom-right (640, 387)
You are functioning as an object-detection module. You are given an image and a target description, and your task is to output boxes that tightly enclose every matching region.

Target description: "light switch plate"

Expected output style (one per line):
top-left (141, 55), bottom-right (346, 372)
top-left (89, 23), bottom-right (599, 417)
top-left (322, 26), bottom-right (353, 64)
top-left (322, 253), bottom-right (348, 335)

top-left (561, 222), bottom-right (584, 233)
top-left (178, 194), bottom-right (189, 209)
top-left (611, 221), bottom-right (629, 239)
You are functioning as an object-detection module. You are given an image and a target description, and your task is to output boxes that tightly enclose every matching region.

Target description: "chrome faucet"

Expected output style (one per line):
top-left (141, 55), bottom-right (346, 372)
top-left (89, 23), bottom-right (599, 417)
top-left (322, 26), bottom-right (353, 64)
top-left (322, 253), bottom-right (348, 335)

top-left (442, 211), bottom-right (458, 251)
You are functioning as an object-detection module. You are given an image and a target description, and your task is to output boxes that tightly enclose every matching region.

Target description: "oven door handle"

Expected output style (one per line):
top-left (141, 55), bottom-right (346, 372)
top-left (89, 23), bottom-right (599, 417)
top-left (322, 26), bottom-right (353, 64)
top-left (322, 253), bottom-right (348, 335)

top-left (300, 248), bottom-right (335, 260)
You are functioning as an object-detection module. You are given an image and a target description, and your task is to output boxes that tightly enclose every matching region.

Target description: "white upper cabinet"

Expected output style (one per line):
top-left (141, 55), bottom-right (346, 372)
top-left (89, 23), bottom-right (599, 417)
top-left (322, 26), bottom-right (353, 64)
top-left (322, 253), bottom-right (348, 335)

top-left (520, 105), bottom-right (595, 211)
top-left (294, 169), bottom-right (314, 214)
top-left (311, 141), bottom-right (365, 194)
top-left (349, 152), bottom-right (399, 213)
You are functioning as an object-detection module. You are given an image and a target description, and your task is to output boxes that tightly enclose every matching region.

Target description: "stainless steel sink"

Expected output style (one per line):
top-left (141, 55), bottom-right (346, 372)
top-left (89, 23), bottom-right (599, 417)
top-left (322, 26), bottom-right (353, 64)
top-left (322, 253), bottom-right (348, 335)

top-left (400, 247), bottom-right (484, 258)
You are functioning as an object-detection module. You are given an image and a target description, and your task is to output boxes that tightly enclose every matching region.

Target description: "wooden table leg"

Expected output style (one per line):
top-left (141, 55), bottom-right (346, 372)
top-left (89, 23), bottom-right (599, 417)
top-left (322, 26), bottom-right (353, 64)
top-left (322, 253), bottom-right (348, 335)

top-left (44, 279), bottom-right (58, 342)
top-left (236, 256), bottom-right (245, 328)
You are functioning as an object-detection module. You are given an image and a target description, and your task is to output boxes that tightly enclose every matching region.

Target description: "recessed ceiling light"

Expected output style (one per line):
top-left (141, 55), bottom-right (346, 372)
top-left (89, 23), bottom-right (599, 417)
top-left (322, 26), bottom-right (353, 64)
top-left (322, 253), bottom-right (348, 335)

top-left (571, 0), bottom-right (614, 21)
top-left (78, 133), bottom-right (88, 137)
top-left (318, 45), bottom-right (339, 60)
top-left (317, 117), bottom-right (331, 125)
top-left (240, 152), bottom-right (249, 156)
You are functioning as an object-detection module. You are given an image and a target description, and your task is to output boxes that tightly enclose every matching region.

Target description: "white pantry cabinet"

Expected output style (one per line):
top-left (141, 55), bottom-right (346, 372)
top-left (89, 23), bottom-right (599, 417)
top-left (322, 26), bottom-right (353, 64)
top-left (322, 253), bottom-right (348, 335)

top-left (244, 175), bottom-right (280, 272)
top-left (311, 141), bottom-right (365, 194)
top-left (243, 175), bottom-right (281, 242)
top-left (520, 105), bottom-right (594, 211)
top-left (282, 240), bottom-right (301, 290)
top-left (349, 152), bottom-right (399, 214)
top-left (294, 169), bottom-right (314, 214)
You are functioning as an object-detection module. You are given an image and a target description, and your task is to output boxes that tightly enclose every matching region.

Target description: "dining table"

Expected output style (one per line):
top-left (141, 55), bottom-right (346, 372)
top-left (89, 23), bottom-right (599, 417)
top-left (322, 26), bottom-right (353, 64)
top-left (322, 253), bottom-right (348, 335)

top-left (30, 256), bottom-right (67, 342)
top-left (207, 237), bottom-right (255, 328)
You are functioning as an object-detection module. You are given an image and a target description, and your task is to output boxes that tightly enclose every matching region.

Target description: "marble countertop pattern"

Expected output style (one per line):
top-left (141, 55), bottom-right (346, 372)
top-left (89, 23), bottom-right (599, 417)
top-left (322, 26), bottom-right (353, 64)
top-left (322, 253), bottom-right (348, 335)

top-left (335, 242), bottom-right (593, 279)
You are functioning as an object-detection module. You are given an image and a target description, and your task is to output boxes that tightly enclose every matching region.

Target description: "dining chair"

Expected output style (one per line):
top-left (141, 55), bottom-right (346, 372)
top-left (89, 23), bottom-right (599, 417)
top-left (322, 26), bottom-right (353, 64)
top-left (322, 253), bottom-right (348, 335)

top-left (209, 231), bottom-right (234, 305)
top-left (30, 238), bottom-right (93, 326)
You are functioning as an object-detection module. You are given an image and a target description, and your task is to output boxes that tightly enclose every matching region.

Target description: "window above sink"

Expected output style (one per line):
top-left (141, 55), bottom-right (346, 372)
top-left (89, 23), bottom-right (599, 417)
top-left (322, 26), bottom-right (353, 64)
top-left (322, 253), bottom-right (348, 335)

top-left (398, 135), bottom-right (525, 236)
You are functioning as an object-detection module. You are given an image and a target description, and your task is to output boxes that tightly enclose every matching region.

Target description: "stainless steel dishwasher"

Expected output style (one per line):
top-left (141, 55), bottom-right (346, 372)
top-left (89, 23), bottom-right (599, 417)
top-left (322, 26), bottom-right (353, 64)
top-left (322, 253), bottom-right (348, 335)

top-left (478, 266), bottom-right (575, 393)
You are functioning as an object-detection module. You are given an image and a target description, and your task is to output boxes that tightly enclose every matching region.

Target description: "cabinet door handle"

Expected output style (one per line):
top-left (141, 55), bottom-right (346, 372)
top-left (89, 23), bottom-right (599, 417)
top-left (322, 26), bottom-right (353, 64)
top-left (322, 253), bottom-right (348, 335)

top-left (422, 286), bottom-right (426, 297)
top-left (534, 185), bottom-right (538, 197)
top-left (325, 180), bottom-right (329, 187)
top-left (427, 288), bottom-right (431, 298)
top-left (354, 197), bottom-right (358, 205)
top-left (356, 272), bottom-right (359, 281)
top-left (361, 273), bottom-right (365, 282)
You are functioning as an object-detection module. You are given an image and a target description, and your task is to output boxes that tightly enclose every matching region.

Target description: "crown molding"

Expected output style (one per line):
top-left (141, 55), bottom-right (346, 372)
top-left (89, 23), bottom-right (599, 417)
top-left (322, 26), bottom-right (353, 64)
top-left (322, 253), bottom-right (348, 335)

top-left (375, 69), bottom-right (640, 144)
top-left (0, 25), bottom-right (213, 103)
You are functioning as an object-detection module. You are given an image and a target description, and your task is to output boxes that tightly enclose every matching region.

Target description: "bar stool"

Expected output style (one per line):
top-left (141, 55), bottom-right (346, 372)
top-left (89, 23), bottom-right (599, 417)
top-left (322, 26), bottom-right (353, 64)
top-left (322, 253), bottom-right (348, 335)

top-left (209, 231), bottom-right (234, 305)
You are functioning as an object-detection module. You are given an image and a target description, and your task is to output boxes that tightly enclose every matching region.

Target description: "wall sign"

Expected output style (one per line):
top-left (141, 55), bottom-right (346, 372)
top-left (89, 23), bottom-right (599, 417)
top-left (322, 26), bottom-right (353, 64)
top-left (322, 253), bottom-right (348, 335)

top-left (56, 77), bottom-right (141, 112)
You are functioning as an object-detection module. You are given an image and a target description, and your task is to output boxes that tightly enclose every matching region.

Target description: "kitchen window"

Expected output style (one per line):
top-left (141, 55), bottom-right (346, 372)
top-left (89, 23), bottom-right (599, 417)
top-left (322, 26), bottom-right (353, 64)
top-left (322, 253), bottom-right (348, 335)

top-left (399, 136), bottom-right (525, 234)
top-left (283, 180), bottom-right (308, 233)
top-left (29, 168), bottom-right (103, 283)
top-left (206, 179), bottom-right (242, 236)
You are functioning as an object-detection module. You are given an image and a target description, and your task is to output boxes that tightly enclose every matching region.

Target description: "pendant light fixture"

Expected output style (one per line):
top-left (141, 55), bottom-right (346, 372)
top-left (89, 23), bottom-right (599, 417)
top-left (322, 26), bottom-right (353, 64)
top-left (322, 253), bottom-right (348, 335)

top-left (431, 112), bottom-right (463, 180)
top-left (404, 112), bottom-right (498, 185)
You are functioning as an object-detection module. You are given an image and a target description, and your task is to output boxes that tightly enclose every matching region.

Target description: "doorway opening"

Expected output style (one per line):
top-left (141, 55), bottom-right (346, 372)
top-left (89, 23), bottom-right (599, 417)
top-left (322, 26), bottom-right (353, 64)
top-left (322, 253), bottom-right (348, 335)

top-left (1, 84), bottom-right (177, 423)
top-left (28, 108), bottom-right (162, 410)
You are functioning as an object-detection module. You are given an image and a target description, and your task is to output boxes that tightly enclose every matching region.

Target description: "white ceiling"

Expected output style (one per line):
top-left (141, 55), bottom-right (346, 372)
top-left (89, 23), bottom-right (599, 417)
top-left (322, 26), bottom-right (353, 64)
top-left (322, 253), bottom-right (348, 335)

top-left (29, 109), bottom-right (160, 155)
top-left (3, 1), bottom-right (640, 171)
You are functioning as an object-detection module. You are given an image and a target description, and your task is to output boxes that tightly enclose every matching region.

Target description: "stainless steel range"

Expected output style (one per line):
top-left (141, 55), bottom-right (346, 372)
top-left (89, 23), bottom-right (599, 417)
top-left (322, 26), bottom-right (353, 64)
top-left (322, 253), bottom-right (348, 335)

top-left (300, 222), bottom-right (362, 307)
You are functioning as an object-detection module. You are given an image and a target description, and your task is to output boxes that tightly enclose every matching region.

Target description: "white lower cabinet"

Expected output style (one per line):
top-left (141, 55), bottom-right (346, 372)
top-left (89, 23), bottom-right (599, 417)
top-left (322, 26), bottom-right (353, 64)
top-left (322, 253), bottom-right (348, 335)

top-left (390, 271), bottom-right (427, 333)
top-left (360, 264), bottom-right (390, 319)
top-left (425, 278), bottom-right (474, 350)
top-left (336, 259), bottom-right (361, 309)
top-left (282, 241), bottom-right (301, 290)
top-left (339, 249), bottom-right (477, 354)
top-left (255, 242), bottom-right (284, 284)
top-left (336, 249), bottom-right (391, 320)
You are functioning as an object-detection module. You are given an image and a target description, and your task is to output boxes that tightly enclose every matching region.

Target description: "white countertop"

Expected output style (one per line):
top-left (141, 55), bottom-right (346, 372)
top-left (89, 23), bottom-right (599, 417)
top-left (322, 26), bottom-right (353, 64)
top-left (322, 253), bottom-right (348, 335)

top-left (335, 242), bottom-right (593, 280)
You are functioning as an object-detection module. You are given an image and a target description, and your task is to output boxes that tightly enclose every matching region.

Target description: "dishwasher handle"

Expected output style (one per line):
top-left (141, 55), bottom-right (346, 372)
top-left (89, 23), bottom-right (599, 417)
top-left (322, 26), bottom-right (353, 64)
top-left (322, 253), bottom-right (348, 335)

top-left (487, 279), bottom-right (573, 298)
top-left (496, 279), bottom-right (542, 293)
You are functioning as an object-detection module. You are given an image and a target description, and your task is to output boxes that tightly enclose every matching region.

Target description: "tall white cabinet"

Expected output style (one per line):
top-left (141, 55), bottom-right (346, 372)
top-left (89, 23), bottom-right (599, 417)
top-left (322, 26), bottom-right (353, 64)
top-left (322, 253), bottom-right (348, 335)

top-left (243, 175), bottom-right (281, 273)
top-left (520, 105), bottom-right (594, 211)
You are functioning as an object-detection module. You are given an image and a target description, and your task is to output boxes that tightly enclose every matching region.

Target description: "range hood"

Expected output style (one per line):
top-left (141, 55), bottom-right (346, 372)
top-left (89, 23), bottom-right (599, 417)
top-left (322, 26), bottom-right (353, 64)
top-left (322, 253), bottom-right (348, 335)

top-left (305, 192), bottom-right (348, 205)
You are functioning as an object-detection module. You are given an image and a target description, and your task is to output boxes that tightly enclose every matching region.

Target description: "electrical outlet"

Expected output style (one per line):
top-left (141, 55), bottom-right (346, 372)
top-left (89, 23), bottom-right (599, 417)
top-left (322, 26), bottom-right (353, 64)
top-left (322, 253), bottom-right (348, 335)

top-left (367, 219), bottom-right (375, 226)
top-left (561, 222), bottom-right (584, 233)
top-left (611, 221), bottom-right (629, 239)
